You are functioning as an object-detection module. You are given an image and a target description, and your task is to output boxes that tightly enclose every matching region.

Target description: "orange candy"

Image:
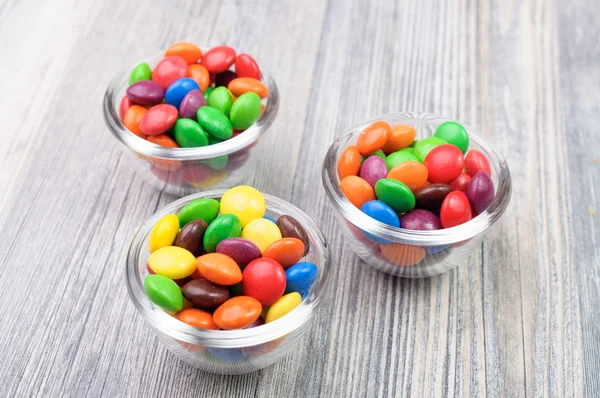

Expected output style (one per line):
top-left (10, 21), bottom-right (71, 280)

top-left (381, 124), bottom-right (416, 154)
top-left (380, 243), bottom-right (426, 266)
top-left (262, 238), bottom-right (305, 269)
top-left (147, 134), bottom-right (181, 171)
top-left (387, 161), bottom-right (428, 191)
top-left (228, 77), bottom-right (269, 99)
top-left (165, 42), bottom-right (203, 64)
top-left (176, 308), bottom-right (218, 329)
top-left (123, 105), bottom-right (149, 139)
top-left (337, 145), bottom-right (361, 179)
top-left (147, 134), bottom-right (179, 148)
top-left (340, 176), bottom-right (376, 209)
top-left (213, 296), bottom-right (262, 330)
top-left (187, 64), bottom-right (211, 92)
top-left (356, 121), bottom-right (390, 155)
top-left (196, 253), bottom-right (242, 285)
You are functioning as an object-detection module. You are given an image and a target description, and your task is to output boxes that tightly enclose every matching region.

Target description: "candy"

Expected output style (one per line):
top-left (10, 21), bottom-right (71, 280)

top-left (139, 104), bottom-right (178, 136)
top-left (265, 292), bottom-right (302, 323)
top-left (148, 134), bottom-right (179, 148)
top-left (359, 156), bottom-right (388, 188)
top-left (387, 161), bottom-right (428, 191)
top-left (149, 214), bottom-right (180, 253)
top-left (284, 261), bottom-right (317, 294)
top-left (400, 209), bottom-right (442, 230)
top-left (440, 191), bottom-right (472, 228)
top-left (228, 77), bottom-right (269, 99)
top-left (449, 173), bottom-right (472, 192)
top-left (385, 150), bottom-right (419, 171)
top-left (213, 296), bottom-right (261, 330)
top-left (220, 185), bottom-right (266, 227)
top-left (123, 105), bottom-right (148, 139)
top-left (216, 238), bottom-right (262, 265)
top-left (360, 200), bottom-right (400, 227)
top-left (129, 62), bottom-right (152, 84)
top-left (144, 274), bottom-right (184, 312)
top-left (337, 145), bottom-right (362, 179)
top-left (467, 171), bottom-right (494, 214)
top-left (174, 220), bottom-right (208, 256)
top-left (177, 163), bottom-right (211, 184)
top-left (413, 137), bottom-right (446, 163)
top-left (200, 46), bottom-right (236, 73)
top-left (178, 198), bottom-right (220, 226)
top-left (152, 56), bottom-right (188, 89)
top-left (203, 214), bottom-right (242, 252)
top-left (207, 86), bottom-right (233, 116)
top-left (424, 144), bottom-right (464, 183)
top-left (196, 253), bottom-right (242, 285)
top-left (340, 175), bottom-right (376, 209)
top-left (182, 279), bottom-right (230, 308)
top-left (178, 90), bottom-right (205, 120)
top-left (232, 54), bottom-right (260, 80)
top-left (379, 243), bottom-right (426, 266)
top-left (356, 121), bottom-right (390, 155)
top-left (229, 92), bottom-right (261, 130)
top-left (203, 86), bottom-right (215, 101)
top-left (172, 118), bottom-right (207, 148)
top-left (241, 218), bottom-right (282, 253)
top-left (119, 96), bottom-right (133, 122)
top-left (196, 106), bottom-right (233, 140)
top-left (414, 183), bottom-right (453, 211)
top-left (165, 77), bottom-right (200, 108)
top-left (465, 149), bottom-right (491, 176)
top-left (164, 42), bottom-right (202, 64)
top-left (216, 71), bottom-right (237, 88)
top-left (381, 124), bottom-right (416, 154)
top-left (126, 80), bottom-right (164, 106)
top-left (374, 179), bottom-right (415, 212)
top-left (277, 215), bottom-right (310, 256)
top-left (148, 246), bottom-right (197, 279)
top-left (242, 258), bottom-right (286, 306)
top-left (263, 238), bottom-right (305, 269)
top-left (434, 121), bottom-right (469, 153)
top-left (175, 308), bottom-right (218, 329)
top-left (186, 64), bottom-right (211, 92)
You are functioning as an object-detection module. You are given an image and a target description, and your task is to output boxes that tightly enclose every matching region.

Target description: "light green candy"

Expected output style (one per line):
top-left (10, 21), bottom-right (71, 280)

top-left (129, 62), bottom-right (152, 84)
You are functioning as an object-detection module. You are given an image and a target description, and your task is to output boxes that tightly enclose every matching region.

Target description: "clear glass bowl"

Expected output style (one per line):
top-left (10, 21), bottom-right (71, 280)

top-left (126, 190), bottom-right (330, 374)
top-left (322, 112), bottom-right (511, 278)
top-left (103, 51), bottom-right (279, 196)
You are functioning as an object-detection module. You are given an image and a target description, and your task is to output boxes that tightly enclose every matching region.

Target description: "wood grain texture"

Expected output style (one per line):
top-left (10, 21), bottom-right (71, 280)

top-left (0, 0), bottom-right (594, 396)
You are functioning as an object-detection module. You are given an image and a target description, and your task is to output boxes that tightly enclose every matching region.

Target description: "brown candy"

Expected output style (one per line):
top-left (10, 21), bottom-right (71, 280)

top-left (182, 279), bottom-right (230, 308)
top-left (276, 215), bottom-right (310, 255)
top-left (174, 220), bottom-right (208, 256)
top-left (414, 184), bottom-right (453, 211)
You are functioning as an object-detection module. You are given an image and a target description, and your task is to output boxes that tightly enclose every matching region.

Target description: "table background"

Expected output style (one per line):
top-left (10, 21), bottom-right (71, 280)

top-left (1, 0), bottom-right (598, 396)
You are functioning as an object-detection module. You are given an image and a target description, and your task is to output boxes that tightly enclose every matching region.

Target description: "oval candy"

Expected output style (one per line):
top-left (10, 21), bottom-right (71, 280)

top-left (175, 308), bottom-right (218, 329)
top-left (340, 175), bottom-right (376, 209)
top-left (387, 161), bottom-right (429, 191)
top-left (220, 185), bottom-right (266, 227)
top-left (200, 46), bottom-right (236, 74)
top-left (213, 296), bottom-right (261, 330)
top-left (196, 253), bottom-right (242, 285)
top-left (148, 246), bottom-right (197, 279)
top-left (265, 292), bottom-right (302, 323)
top-left (186, 64), bottom-right (211, 91)
top-left (123, 105), bottom-right (148, 139)
top-left (440, 191), bottom-right (472, 228)
top-left (465, 149), bottom-right (491, 176)
top-left (263, 238), bottom-right (305, 269)
top-left (196, 106), bottom-right (233, 140)
top-left (381, 124), bottom-right (416, 154)
top-left (360, 200), bottom-right (400, 227)
top-left (139, 104), bottom-right (178, 136)
top-left (413, 137), bottom-right (447, 163)
top-left (207, 86), bottom-right (233, 116)
top-left (374, 178), bottom-right (415, 213)
top-left (229, 92), bottom-right (261, 130)
top-left (424, 144), bottom-right (465, 183)
top-left (174, 219), bottom-right (208, 256)
top-left (242, 258), bottom-right (286, 306)
top-left (414, 183), bottom-right (453, 211)
top-left (178, 198), bottom-right (220, 226)
top-left (165, 42), bottom-right (202, 64)
top-left (450, 173), bottom-right (472, 193)
top-left (285, 261), bottom-right (318, 294)
top-left (379, 243), bottom-right (426, 266)
top-left (149, 214), bottom-right (180, 253)
top-left (235, 54), bottom-right (261, 80)
top-left (359, 155), bottom-right (388, 188)
top-left (241, 218), bottom-right (282, 253)
top-left (277, 215), bottom-right (310, 256)
top-left (126, 80), bottom-right (164, 106)
top-left (174, 118), bottom-right (209, 148)
top-left (228, 77), bottom-right (269, 99)
top-left (129, 62), bottom-right (152, 84)
top-left (385, 150), bottom-right (419, 171)
top-left (466, 171), bottom-right (494, 214)
top-left (182, 279), bottom-right (230, 308)
top-left (144, 274), bottom-right (184, 312)
top-left (203, 214), bottom-right (242, 252)
top-left (152, 56), bottom-right (188, 89)
top-left (434, 121), bottom-right (469, 153)
top-left (338, 145), bottom-right (361, 179)
top-left (216, 238), bottom-right (262, 265)
top-left (400, 209), bottom-right (442, 230)
top-left (356, 121), bottom-right (390, 155)
top-left (165, 77), bottom-right (200, 108)
top-left (119, 95), bottom-right (133, 122)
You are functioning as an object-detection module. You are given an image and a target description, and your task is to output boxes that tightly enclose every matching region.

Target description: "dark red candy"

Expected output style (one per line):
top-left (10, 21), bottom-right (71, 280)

top-left (215, 70), bottom-right (237, 87)
top-left (179, 90), bottom-right (205, 120)
top-left (465, 149), bottom-right (491, 176)
top-left (414, 184), bottom-right (453, 211)
top-left (200, 46), bottom-right (236, 74)
top-left (152, 56), bottom-right (188, 89)
top-left (126, 81), bottom-right (165, 106)
top-left (440, 191), bottom-right (472, 228)
top-left (449, 173), bottom-right (472, 193)
top-left (175, 220), bottom-right (208, 256)
top-left (424, 144), bottom-right (465, 183)
top-left (400, 209), bottom-right (442, 230)
top-left (277, 215), bottom-right (310, 255)
top-left (216, 238), bottom-right (261, 266)
top-left (235, 54), bottom-right (261, 80)
top-left (467, 171), bottom-right (494, 214)
top-left (182, 279), bottom-right (230, 308)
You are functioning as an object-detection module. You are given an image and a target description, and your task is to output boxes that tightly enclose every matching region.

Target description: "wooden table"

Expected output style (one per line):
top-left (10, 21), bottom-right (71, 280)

top-left (1, 0), bottom-right (597, 396)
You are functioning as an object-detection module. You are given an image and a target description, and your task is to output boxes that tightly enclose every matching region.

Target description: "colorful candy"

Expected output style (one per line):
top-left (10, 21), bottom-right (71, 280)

top-left (216, 238), bottom-right (262, 265)
top-left (182, 279), bottom-right (230, 308)
top-left (241, 258), bottom-right (286, 306)
top-left (149, 214), bottom-right (180, 253)
top-left (241, 218), bottom-right (283, 253)
top-left (220, 185), bottom-right (266, 227)
top-left (277, 215), bottom-right (310, 256)
top-left (213, 296), bottom-right (261, 329)
top-left (359, 156), bottom-right (388, 188)
top-left (467, 172), bottom-right (494, 214)
top-left (148, 246), bottom-right (197, 279)
top-left (265, 292), bottom-right (302, 323)
top-left (144, 274), bottom-right (184, 312)
top-left (356, 121), bottom-right (390, 155)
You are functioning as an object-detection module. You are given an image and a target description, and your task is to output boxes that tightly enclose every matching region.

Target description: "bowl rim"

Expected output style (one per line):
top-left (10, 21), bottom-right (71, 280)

top-left (103, 50), bottom-right (280, 161)
top-left (321, 111), bottom-right (512, 246)
top-left (126, 190), bottom-right (330, 348)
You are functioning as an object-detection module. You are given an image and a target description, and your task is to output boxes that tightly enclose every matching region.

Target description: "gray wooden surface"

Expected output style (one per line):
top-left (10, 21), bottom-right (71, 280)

top-left (0, 0), bottom-right (597, 396)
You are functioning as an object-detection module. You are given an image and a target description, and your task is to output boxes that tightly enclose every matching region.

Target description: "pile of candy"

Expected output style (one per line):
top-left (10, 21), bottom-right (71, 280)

top-left (143, 186), bottom-right (318, 331)
top-left (338, 120), bottom-right (493, 232)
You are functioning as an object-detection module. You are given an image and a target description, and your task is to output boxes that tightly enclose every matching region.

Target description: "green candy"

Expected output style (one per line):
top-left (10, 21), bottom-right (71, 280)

top-left (385, 151), bottom-right (419, 170)
top-left (178, 198), bottom-right (220, 227)
top-left (409, 140), bottom-right (418, 148)
top-left (374, 179), bottom-right (415, 212)
top-left (204, 155), bottom-right (229, 170)
top-left (144, 275), bottom-right (183, 312)
top-left (399, 147), bottom-right (415, 155)
top-left (197, 106), bottom-right (233, 140)
top-left (372, 150), bottom-right (386, 160)
top-left (207, 87), bottom-right (233, 116)
top-left (203, 214), bottom-right (242, 252)
top-left (174, 118), bottom-right (209, 148)
top-left (434, 121), bottom-right (469, 153)
top-left (129, 62), bottom-right (152, 84)
top-left (229, 92), bottom-right (261, 130)
top-left (414, 137), bottom-right (447, 163)
top-left (203, 87), bottom-right (215, 101)
top-left (208, 136), bottom-right (222, 145)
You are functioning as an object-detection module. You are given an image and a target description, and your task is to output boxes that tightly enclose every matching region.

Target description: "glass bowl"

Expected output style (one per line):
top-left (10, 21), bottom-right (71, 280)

top-left (126, 190), bottom-right (330, 374)
top-left (103, 50), bottom-right (279, 196)
top-left (322, 112), bottom-right (511, 278)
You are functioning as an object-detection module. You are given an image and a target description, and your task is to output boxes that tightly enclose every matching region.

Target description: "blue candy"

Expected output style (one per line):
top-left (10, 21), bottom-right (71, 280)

top-left (285, 261), bottom-right (318, 295)
top-left (263, 215), bottom-right (277, 224)
top-left (207, 347), bottom-right (247, 362)
top-left (165, 78), bottom-right (200, 108)
top-left (360, 200), bottom-right (400, 227)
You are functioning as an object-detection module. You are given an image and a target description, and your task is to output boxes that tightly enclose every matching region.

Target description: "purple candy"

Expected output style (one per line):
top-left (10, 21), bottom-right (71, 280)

top-left (359, 156), bottom-right (388, 188)
top-left (179, 90), bottom-right (206, 120)
top-left (244, 317), bottom-right (265, 329)
top-left (216, 238), bottom-right (261, 265)
top-left (400, 209), bottom-right (442, 230)
top-left (216, 70), bottom-right (237, 87)
top-left (467, 171), bottom-right (494, 214)
top-left (126, 80), bottom-right (164, 106)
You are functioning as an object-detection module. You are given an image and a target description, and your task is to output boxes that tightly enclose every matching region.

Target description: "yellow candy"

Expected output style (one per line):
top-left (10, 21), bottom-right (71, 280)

top-left (148, 214), bottom-right (180, 253)
top-left (241, 218), bottom-right (282, 253)
top-left (220, 185), bottom-right (266, 227)
top-left (189, 170), bottom-right (228, 188)
top-left (265, 292), bottom-right (302, 323)
top-left (148, 246), bottom-right (197, 279)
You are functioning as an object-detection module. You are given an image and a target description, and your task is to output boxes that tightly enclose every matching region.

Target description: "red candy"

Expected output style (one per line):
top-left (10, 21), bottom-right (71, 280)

top-left (424, 144), bottom-right (464, 183)
top-left (235, 54), bottom-right (261, 80)
top-left (139, 104), bottom-right (178, 136)
top-left (152, 56), bottom-right (188, 89)
top-left (200, 46), bottom-right (236, 73)
top-left (440, 191), bottom-right (472, 228)
top-left (241, 258), bottom-right (286, 306)
top-left (450, 173), bottom-right (472, 193)
top-left (177, 163), bottom-right (212, 184)
top-left (465, 149), bottom-right (491, 176)
top-left (119, 96), bottom-right (132, 122)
